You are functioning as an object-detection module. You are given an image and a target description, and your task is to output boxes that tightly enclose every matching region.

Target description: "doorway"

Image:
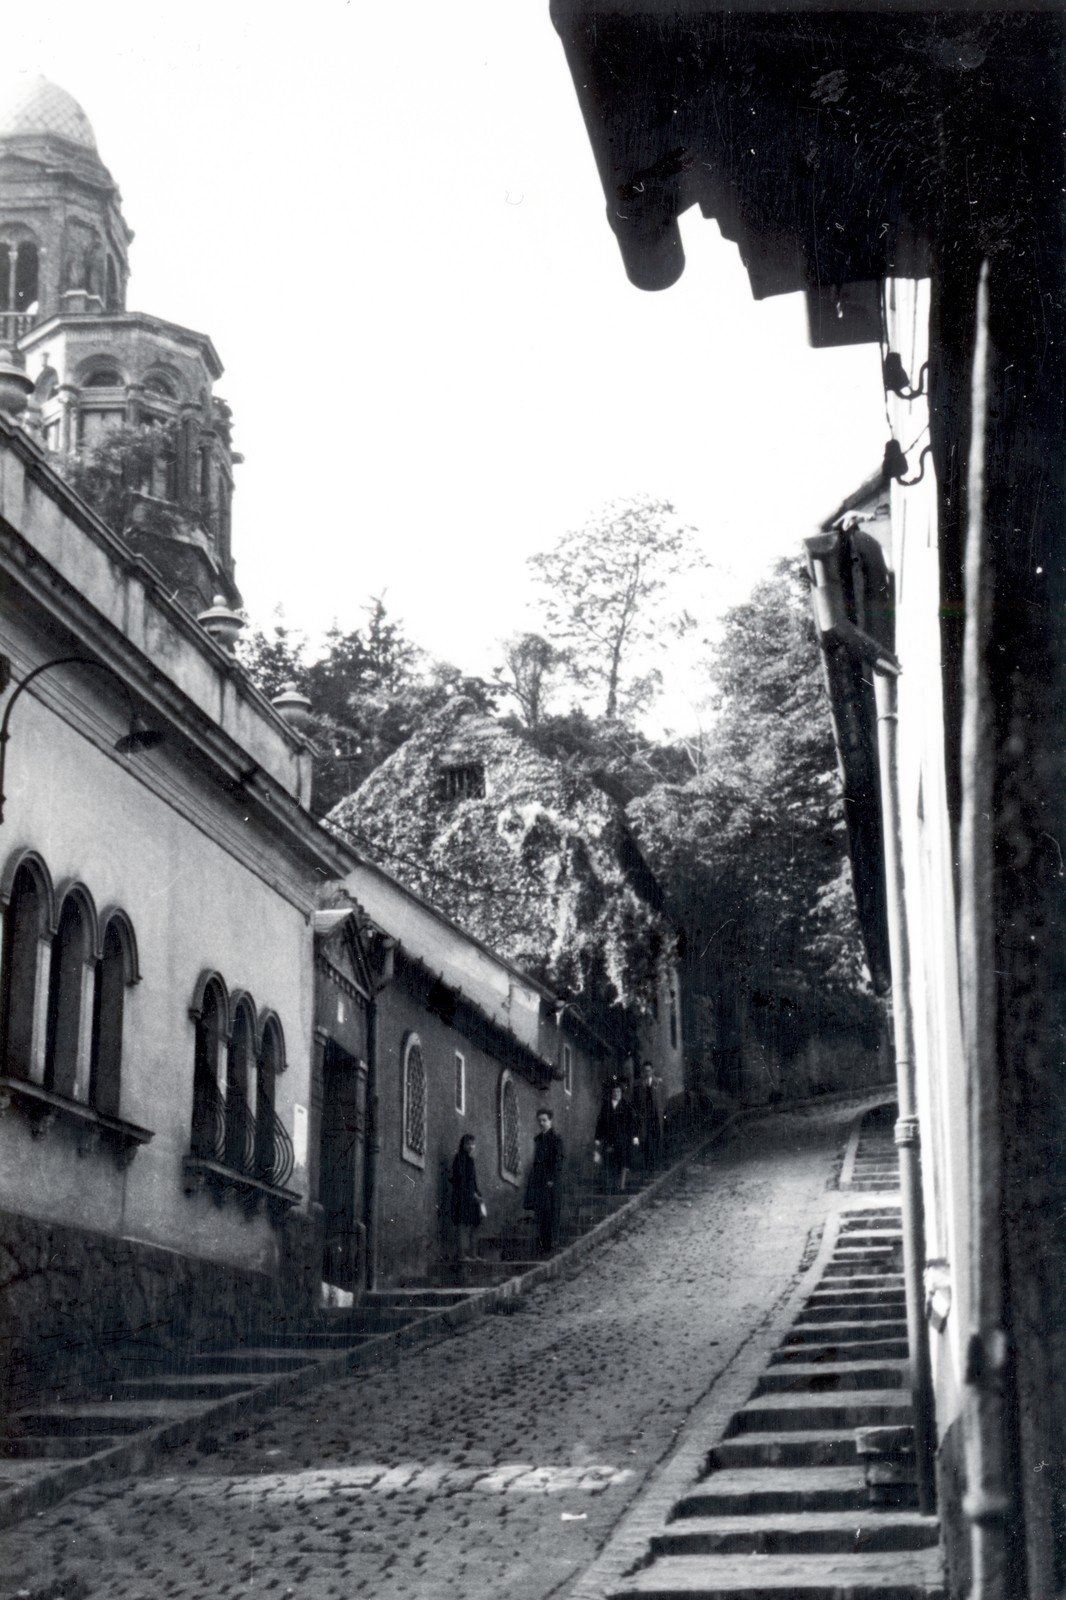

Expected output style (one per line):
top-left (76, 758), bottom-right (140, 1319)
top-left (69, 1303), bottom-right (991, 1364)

top-left (319, 1039), bottom-right (368, 1293)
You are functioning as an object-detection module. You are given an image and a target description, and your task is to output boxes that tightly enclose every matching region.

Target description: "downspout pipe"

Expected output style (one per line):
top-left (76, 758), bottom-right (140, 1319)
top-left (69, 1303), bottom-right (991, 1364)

top-left (806, 555), bottom-right (936, 1514)
top-left (872, 665), bottom-right (937, 1516)
top-left (957, 261), bottom-right (1010, 1600)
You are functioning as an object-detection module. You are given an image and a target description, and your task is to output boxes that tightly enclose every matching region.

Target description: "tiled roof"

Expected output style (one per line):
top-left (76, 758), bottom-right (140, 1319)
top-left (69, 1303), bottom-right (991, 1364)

top-left (0, 77), bottom-right (97, 149)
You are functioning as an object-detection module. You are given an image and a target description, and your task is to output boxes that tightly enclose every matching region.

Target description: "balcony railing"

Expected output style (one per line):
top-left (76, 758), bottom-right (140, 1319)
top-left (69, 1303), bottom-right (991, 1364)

top-left (186, 1073), bottom-right (297, 1209)
top-left (0, 311), bottom-right (35, 343)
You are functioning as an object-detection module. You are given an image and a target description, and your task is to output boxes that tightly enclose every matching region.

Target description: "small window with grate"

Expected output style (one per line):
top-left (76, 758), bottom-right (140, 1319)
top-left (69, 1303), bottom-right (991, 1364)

top-left (402, 1033), bottom-right (427, 1169)
top-left (499, 1070), bottom-right (521, 1185)
top-left (440, 763), bottom-right (485, 802)
top-left (454, 1051), bottom-right (466, 1115)
top-left (562, 1043), bottom-right (573, 1096)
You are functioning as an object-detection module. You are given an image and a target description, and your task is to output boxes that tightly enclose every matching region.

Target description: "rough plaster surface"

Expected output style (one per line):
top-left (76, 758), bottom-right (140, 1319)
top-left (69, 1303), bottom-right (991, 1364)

top-left (0, 1104), bottom-right (853, 1600)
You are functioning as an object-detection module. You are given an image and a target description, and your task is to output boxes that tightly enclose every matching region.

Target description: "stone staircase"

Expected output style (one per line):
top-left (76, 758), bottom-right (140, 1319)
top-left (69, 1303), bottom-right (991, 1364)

top-left (433, 1168), bottom-right (660, 1287)
top-left (609, 1119), bottom-right (944, 1598)
top-left (0, 1290), bottom-right (474, 1479)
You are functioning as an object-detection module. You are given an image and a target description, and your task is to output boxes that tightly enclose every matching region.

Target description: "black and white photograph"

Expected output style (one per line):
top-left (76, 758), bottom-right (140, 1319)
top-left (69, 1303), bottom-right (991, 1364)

top-left (0, 3), bottom-right (1062, 1597)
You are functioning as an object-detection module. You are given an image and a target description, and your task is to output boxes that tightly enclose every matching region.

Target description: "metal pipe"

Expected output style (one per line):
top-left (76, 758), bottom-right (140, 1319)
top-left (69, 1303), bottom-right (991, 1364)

top-left (364, 995), bottom-right (379, 1292)
top-left (872, 665), bottom-right (936, 1515)
top-left (957, 260), bottom-right (1010, 1600)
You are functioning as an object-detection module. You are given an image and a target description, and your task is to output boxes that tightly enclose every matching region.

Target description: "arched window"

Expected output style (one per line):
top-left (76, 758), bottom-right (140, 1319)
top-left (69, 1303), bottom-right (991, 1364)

top-left (499, 1070), bottom-right (521, 1185)
top-left (0, 240), bottom-right (38, 313)
top-left (106, 257), bottom-right (119, 311)
top-left (44, 891), bottom-right (96, 1100)
top-left (1, 859), bottom-right (52, 1081)
top-left (14, 242), bottom-right (38, 313)
top-left (83, 367), bottom-right (123, 388)
top-left (143, 372), bottom-right (177, 399)
top-left (255, 1017), bottom-right (292, 1187)
top-left (191, 976), bottom-right (227, 1161)
top-left (401, 1033), bottom-right (426, 1169)
top-left (225, 999), bottom-right (256, 1173)
top-left (90, 916), bottom-right (136, 1118)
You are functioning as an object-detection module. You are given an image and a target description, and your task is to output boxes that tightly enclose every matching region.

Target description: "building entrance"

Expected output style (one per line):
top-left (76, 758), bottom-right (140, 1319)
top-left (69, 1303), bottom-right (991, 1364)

top-left (319, 1039), bottom-right (368, 1294)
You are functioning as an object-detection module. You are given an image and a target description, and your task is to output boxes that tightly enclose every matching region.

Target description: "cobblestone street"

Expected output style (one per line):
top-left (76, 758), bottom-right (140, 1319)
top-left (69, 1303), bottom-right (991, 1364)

top-left (2, 1104), bottom-right (859, 1600)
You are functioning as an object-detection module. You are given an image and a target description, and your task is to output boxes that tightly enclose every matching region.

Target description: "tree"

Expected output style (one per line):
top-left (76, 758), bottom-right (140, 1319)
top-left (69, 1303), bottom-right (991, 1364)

top-left (53, 420), bottom-right (181, 538)
top-left (493, 633), bottom-right (564, 728)
top-left (528, 496), bottom-right (706, 718)
top-left (238, 595), bottom-right (496, 817)
top-left (629, 557), bottom-right (882, 1078)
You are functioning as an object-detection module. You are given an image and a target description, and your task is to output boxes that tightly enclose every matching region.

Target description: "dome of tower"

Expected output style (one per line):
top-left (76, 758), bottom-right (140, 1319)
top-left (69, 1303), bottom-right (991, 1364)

top-left (0, 77), bottom-right (97, 149)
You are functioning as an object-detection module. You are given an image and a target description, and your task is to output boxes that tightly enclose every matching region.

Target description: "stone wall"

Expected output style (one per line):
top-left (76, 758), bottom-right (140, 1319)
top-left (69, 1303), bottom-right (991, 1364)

top-left (0, 1208), bottom-right (315, 1410)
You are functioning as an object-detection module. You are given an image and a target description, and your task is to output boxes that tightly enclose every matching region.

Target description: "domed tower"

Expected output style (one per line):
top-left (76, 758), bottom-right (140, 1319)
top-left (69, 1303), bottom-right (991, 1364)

top-left (0, 76), bottom-right (240, 615)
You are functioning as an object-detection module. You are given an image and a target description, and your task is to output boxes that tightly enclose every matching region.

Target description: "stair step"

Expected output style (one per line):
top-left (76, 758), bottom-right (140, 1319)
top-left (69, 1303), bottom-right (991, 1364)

top-left (0, 1435), bottom-right (120, 1459)
top-left (770, 1341), bottom-right (909, 1366)
top-left (805, 1293), bottom-right (906, 1314)
top-left (728, 1390), bottom-right (913, 1435)
top-left (93, 1376), bottom-right (259, 1402)
top-left (7, 1408), bottom-right (165, 1437)
top-left (778, 1321), bottom-right (908, 1348)
top-left (187, 1350), bottom-right (321, 1374)
top-left (259, 1331), bottom-right (375, 1349)
top-left (709, 1431), bottom-right (859, 1470)
top-left (611, 1548), bottom-right (944, 1597)
top-left (755, 1360), bottom-right (908, 1395)
top-left (652, 1509), bottom-right (941, 1557)
top-left (675, 1466), bottom-right (869, 1516)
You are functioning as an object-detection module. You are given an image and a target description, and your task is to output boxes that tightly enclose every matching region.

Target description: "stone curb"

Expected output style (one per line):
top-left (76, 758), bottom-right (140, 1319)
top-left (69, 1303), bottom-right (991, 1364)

top-left (0, 1091), bottom-right (890, 1532)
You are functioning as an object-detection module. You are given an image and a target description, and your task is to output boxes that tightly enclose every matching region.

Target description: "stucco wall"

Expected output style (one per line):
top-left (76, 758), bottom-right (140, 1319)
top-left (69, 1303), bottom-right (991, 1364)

top-left (371, 968), bottom-right (607, 1286)
top-left (886, 276), bottom-right (970, 1447)
top-left (0, 604), bottom-right (317, 1281)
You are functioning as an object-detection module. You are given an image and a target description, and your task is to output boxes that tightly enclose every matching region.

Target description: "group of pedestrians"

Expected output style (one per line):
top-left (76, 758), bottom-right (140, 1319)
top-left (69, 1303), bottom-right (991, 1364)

top-left (448, 1064), bottom-right (666, 1265)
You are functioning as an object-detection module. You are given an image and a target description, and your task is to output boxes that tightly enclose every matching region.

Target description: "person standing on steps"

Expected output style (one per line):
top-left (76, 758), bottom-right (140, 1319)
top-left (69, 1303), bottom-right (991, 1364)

top-left (594, 1079), bottom-right (641, 1193)
top-left (450, 1133), bottom-right (486, 1270)
top-left (524, 1108), bottom-right (564, 1254)
top-left (635, 1061), bottom-right (665, 1172)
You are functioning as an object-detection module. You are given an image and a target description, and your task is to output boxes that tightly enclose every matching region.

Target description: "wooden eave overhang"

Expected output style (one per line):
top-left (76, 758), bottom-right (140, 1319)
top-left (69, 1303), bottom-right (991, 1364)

top-left (550, 2), bottom-right (1063, 325)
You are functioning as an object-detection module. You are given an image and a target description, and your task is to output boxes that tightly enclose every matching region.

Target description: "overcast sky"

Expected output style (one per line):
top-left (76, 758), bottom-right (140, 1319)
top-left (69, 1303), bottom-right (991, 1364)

top-left (4, 1), bottom-right (888, 733)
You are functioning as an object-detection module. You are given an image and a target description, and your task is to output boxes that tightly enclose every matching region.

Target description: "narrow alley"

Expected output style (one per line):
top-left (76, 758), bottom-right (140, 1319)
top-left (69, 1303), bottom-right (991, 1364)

top-left (1, 1100), bottom-right (871, 1600)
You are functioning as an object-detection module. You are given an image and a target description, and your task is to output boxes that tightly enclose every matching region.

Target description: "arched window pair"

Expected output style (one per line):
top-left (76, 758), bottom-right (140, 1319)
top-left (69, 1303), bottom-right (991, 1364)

top-left (189, 975), bottom-right (292, 1191)
top-left (0, 852), bottom-right (137, 1119)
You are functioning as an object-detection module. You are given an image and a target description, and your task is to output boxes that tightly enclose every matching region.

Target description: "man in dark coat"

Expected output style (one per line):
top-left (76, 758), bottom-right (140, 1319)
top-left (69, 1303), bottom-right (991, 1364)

top-left (594, 1080), bottom-right (641, 1192)
top-left (450, 1134), bottom-right (485, 1264)
top-left (634, 1061), bottom-right (665, 1172)
top-left (524, 1108), bottom-right (564, 1254)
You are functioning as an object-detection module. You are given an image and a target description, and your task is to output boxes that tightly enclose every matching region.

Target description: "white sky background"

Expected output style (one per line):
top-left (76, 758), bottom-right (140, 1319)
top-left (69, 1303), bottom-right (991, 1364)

top-left (4, 0), bottom-right (888, 736)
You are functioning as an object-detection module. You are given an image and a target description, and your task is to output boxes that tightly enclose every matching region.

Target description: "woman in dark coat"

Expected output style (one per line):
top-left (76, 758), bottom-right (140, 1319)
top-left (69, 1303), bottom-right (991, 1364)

top-left (450, 1134), bottom-right (485, 1262)
top-left (524, 1108), bottom-right (564, 1254)
top-left (594, 1081), bottom-right (640, 1192)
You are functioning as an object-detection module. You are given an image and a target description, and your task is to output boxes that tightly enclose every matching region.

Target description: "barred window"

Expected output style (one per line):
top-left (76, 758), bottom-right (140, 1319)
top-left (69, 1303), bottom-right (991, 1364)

top-left (562, 1043), bottom-right (573, 1097)
top-left (402, 1033), bottom-right (427, 1168)
top-left (500, 1070), bottom-right (520, 1185)
top-left (440, 763), bottom-right (485, 801)
top-left (455, 1051), bottom-right (466, 1115)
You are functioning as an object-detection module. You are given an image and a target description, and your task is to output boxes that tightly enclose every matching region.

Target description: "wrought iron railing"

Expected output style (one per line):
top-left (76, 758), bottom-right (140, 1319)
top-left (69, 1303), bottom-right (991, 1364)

top-left (190, 1072), bottom-right (294, 1191)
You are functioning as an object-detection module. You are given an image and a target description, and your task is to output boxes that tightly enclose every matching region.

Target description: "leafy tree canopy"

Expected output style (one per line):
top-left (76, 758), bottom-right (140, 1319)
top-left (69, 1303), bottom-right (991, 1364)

top-left (238, 597), bottom-right (495, 817)
top-left (629, 557), bottom-right (882, 1066)
top-left (53, 420), bottom-right (180, 538)
top-left (327, 697), bottom-right (673, 1020)
top-left (528, 496), bottom-right (707, 719)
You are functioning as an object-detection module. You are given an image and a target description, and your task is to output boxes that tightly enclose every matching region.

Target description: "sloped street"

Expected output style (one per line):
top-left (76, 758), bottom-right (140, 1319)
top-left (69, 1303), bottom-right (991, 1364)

top-left (1, 1101), bottom-right (865, 1600)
